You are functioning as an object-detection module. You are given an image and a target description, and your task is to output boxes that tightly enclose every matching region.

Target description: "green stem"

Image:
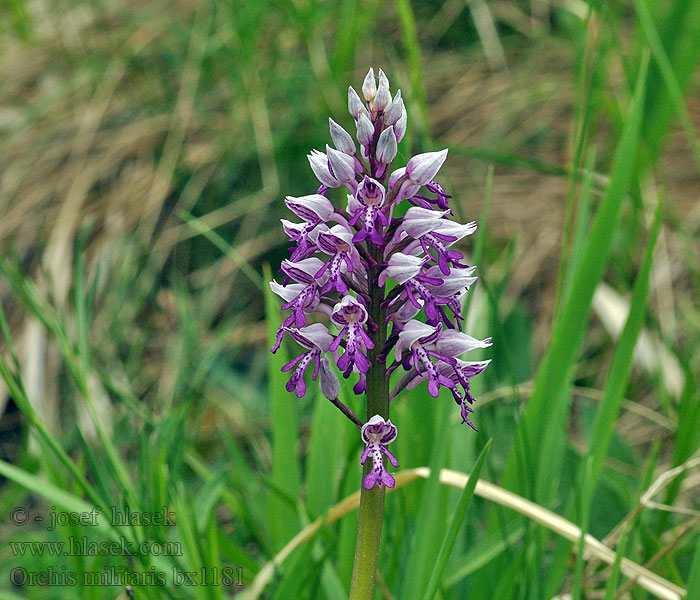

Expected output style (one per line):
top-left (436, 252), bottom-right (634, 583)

top-left (348, 242), bottom-right (389, 600)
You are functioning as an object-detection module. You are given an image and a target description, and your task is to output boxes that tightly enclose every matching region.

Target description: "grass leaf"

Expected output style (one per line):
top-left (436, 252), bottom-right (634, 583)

top-left (422, 439), bottom-right (492, 600)
top-left (502, 53), bottom-right (651, 503)
top-left (263, 263), bottom-right (302, 548)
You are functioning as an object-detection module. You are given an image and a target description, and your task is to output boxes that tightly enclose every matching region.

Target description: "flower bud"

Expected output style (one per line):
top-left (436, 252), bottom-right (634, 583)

top-left (394, 106), bottom-right (407, 143)
top-left (374, 69), bottom-right (392, 113)
top-left (388, 167), bottom-right (419, 202)
top-left (401, 206), bottom-right (450, 238)
top-left (406, 149), bottom-right (448, 186)
top-left (384, 90), bottom-right (403, 125)
top-left (326, 145), bottom-right (356, 182)
top-left (376, 126), bottom-right (397, 165)
top-left (348, 86), bottom-right (364, 120)
top-left (308, 150), bottom-right (339, 188)
top-left (284, 194), bottom-right (335, 222)
top-left (362, 67), bottom-right (377, 102)
top-left (379, 252), bottom-right (424, 286)
top-left (319, 355), bottom-right (340, 400)
top-left (356, 112), bottom-right (374, 147)
top-left (329, 118), bottom-right (356, 155)
top-left (435, 330), bottom-right (492, 358)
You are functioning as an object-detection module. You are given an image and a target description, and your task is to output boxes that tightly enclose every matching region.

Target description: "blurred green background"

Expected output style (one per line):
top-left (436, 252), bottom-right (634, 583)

top-left (0, 0), bottom-right (699, 598)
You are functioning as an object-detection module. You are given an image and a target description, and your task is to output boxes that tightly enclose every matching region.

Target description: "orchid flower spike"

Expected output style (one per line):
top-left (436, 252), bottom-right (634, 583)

top-left (270, 68), bottom-right (492, 488)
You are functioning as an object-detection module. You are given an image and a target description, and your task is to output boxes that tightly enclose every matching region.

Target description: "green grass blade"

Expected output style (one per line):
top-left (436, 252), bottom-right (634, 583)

top-left (587, 197), bottom-right (663, 486)
top-left (632, 0), bottom-right (700, 174)
top-left (0, 254), bottom-right (135, 501)
top-left (402, 399), bottom-right (450, 600)
top-left (638, 0), bottom-right (700, 173)
top-left (659, 379), bottom-right (700, 528)
top-left (571, 457), bottom-right (594, 600)
top-left (502, 54), bottom-right (650, 502)
top-left (422, 439), bottom-right (492, 600)
top-left (687, 531), bottom-right (700, 600)
top-left (0, 458), bottom-right (110, 533)
top-left (0, 354), bottom-right (106, 513)
top-left (545, 189), bottom-right (662, 594)
top-left (263, 263), bottom-right (302, 548)
top-left (603, 527), bottom-right (630, 600)
top-left (194, 476), bottom-right (224, 534)
top-left (179, 209), bottom-right (265, 292)
top-left (444, 521), bottom-right (524, 588)
top-left (306, 391), bottom-right (345, 518)
top-left (172, 486), bottom-right (208, 600)
top-left (561, 146), bottom-right (596, 308)
top-left (554, 5), bottom-right (601, 318)
top-left (331, 0), bottom-right (381, 75)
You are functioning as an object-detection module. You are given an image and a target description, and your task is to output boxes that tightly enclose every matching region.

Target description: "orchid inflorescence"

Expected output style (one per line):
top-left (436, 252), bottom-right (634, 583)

top-left (270, 68), bottom-right (491, 490)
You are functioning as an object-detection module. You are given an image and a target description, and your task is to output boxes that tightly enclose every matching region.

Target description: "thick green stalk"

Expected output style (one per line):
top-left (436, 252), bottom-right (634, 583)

top-left (348, 243), bottom-right (389, 600)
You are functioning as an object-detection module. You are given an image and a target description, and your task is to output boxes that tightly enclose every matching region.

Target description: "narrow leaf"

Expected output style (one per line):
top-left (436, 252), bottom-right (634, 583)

top-left (422, 439), bottom-right (492, 600)
top-left (263, 263), bottom-right (302, 548)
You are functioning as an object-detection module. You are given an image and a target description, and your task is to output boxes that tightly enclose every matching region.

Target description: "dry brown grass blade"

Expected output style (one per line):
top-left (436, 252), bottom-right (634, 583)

top-left (476, 380), bottom-right (675, 431)
top-left (242, 468), bottom-right (686, 600)
top-left (614, 516), bottom-right (700, 599)
top-left (140, 2), bottom-right (210, 241)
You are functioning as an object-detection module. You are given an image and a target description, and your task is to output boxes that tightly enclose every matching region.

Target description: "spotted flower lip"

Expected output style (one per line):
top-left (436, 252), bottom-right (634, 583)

top-left (331, 295), bottom-right (374, 375)
top-left (350, 177), bottom-right (388, 244)
top-left (315, 225), bottom-right (364, 294)
top-left (360, 415), bottom-right (399, 489)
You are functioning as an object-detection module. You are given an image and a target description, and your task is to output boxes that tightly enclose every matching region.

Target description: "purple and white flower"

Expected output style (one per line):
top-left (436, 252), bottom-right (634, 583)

top-left (349, 177), bottom-right (388, 244)
top-left (281, 324), bottom-right (334, 398)
top-left (270, 68), bottom-right (492, 487)
top-left (315, 225), bottom-right (364, 294)
top-left (330, 295), bottom-right (374, 375)
top-left (360, 415), bottom-right (399, 489)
